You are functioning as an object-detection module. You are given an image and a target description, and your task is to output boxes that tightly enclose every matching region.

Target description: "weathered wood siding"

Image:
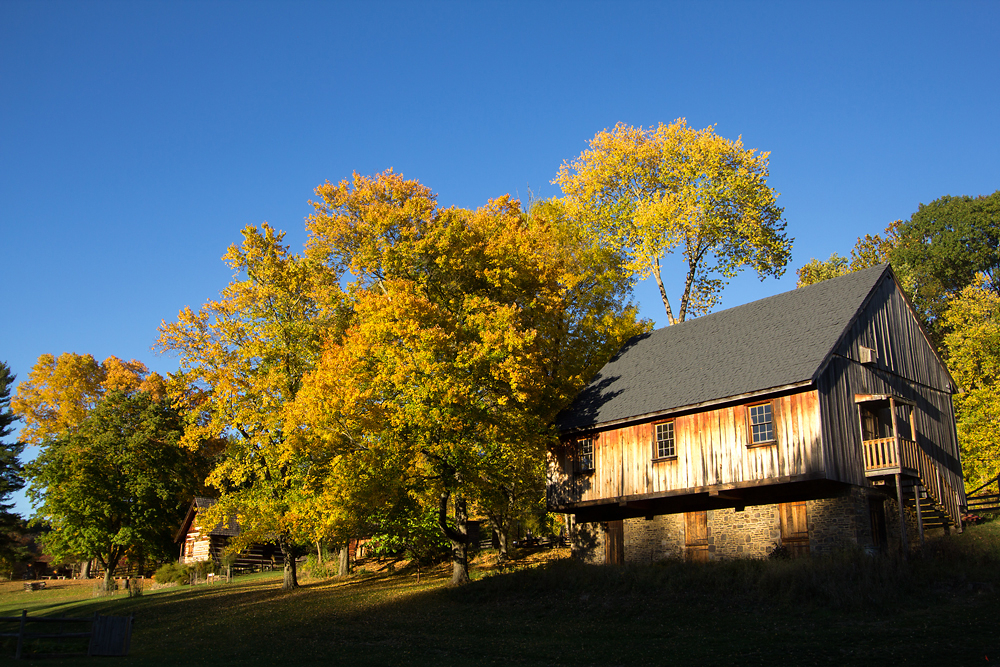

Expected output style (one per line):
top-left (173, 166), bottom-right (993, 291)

top-left (548, 389), bottom-right (823, 506)
top-left (817, 273), bottom-right (964, 498)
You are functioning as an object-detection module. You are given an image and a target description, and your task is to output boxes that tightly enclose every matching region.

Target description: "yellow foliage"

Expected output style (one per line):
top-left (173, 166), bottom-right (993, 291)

top-left (944, 276), bottom-right (1000, 490)
top-left (555, 120), bottom-right (790, 323)
top-left (156, 223), bottom-right (339, 556)
top-left (12, 352), bottom-right (155, 445)
top-left (297, 172), bottom-right (648, 556)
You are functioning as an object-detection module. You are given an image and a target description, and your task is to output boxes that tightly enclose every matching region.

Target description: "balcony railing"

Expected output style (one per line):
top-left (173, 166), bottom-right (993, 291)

top-left (862, 436), bottom-right (918, 475)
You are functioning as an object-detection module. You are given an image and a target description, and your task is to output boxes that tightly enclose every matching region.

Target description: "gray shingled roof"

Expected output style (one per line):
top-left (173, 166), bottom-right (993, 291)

top-left (177, 496), bottom-right (241, 539)
top-left (556, 264), bottom-right (890, 432)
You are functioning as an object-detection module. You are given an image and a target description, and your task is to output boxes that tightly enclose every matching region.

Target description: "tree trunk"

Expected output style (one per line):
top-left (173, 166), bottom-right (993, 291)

top-left (79, 560), bottom-right (91, 580)
top-left (100, 550), bottom-right (122, 592)
top-left (438, 491), bottom-right (470, 585)
top-left (654, 256), bottom-right (678, 325)
top-left (487, 515), bottom-right (510, 562)
top-left (280, 541), bottom-right (299, 591)
top-left (316, 540), bottom-right (323, 565)
top-left (496, 529), bottom-right (510, 562)
top-left (338, 545), bottom-right (349, 576)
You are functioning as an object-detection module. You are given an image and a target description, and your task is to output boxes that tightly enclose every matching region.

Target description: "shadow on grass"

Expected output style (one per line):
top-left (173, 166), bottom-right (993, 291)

top-left (3, 521), bottom-right (1000, 665)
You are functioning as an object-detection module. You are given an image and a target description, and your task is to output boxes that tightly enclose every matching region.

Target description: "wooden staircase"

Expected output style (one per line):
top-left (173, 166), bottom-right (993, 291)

top-left (899, 478), bottom-right (954, 531)
top-left (863, 440), bottom-right (963, 531)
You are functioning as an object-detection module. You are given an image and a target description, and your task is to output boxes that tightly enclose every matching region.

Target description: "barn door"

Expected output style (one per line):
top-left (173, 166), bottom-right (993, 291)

top-left (684, 511), bottom-right (709, 562)
top-left (779, 501), bottom-right (810, 557)
top-left (604, 520), bottom-right (624, 564)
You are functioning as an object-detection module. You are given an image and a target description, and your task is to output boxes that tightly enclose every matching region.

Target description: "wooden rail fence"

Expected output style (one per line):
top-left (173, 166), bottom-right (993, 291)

top-left (0, 610), bottom-right (132, 659)
top-left (966, 474), bottom-right (1000, 513)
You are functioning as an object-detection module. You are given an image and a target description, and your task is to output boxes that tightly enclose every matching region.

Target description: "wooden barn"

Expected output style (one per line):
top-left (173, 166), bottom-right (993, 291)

top-left (548, 264), bottom-right (966, 563)
top-left (174, 497), bottom-right (284, 571)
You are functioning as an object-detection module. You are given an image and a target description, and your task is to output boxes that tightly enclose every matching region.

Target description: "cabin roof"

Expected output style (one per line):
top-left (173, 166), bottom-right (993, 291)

top-left (174, 496), bottom-right (241, 542)
top-left (556, 264), bottom-right (891, 432)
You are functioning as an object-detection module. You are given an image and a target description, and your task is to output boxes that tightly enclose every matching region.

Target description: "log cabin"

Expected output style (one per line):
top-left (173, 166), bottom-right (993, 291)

top-left (548, 264), bottom-right (966, 563)
top-left (174, 497), bottom-right (284, 571)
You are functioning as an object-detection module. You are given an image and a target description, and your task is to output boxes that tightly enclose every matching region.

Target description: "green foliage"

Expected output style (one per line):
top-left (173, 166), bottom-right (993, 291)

top-left (153, 560), bottom-right (216, 585)
top-left (26, 391), bottom-right (208, 580)
top-left (892, 192), bottom-right (1000, 339)
top-left (369, 504), bottom-right (451, 566)
top-left (798, 191), bottom-right (999, 347)
top-left (154, 562), bottom-right (190, 585)
top-left (0, 361), bottom-right (26, 564)
top-left (300, 553), bottom-right (340, 579)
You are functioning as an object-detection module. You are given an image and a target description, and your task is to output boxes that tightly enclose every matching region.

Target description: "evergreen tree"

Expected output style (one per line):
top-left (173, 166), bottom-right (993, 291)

top-left (0, 361), bottom-right (27, 567)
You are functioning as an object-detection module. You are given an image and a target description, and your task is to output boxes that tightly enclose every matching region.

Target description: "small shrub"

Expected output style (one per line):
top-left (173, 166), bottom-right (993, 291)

top-left (154, 562), bottom-right (192, 585)
top-left (192, 559), bottom-right (216, 580)
top-left (768, 543), bottom-right (791, 560)
top-left (299, 554), bottom-right (339, 580)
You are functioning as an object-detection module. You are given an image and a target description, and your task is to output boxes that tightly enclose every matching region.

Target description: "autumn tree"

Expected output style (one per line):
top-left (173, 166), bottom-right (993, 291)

top-left (795, 221), bottom-right (903, 287)
top-left (0, 361), bottom-right (26, 564)
top-left (12, 353), bottom-right (164, 447)
top-left (26, 390), bottom-right (205, 590)
top-left (796, 254), bottom-right (850, 287)
top-left (944, 276), bottom-right (1000, 491)
top-left (156, 224), bottom-right (340, 591)
top-left (555, 120), bottom-right (791, 324)
top-left (296, 171), bottom-right (647, 582)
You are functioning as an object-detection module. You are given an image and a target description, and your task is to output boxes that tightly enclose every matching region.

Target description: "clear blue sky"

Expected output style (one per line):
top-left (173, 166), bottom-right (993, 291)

top-left (2, 1), bottom-right (998, 516)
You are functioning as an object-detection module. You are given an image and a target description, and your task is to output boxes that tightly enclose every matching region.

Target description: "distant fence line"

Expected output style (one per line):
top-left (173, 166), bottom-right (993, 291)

top-left (0, 610), bottom-right (133, 660)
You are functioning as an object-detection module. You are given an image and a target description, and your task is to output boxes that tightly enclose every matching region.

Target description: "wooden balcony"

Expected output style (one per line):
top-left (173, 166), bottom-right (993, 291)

top-left (862, 436), bottom-right (918, 477)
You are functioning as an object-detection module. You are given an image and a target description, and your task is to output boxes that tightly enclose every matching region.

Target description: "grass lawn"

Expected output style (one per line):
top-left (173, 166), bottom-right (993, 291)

top-left (2, 521), bottom-right (999, 666)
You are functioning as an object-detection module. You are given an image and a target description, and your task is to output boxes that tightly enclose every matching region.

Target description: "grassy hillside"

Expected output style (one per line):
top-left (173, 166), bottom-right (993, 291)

top-left (2, 520), bottom-right (999, 666)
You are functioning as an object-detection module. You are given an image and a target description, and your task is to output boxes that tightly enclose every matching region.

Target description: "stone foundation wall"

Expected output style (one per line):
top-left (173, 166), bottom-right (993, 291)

top-left (883, 494), bottom-right (921, 555)
top-left (569, 485), bottom-right (897, 563)
top-left (623, 514), bottom-right (686, 563)
top-left (808, 485), bottom-right (874, 554)
top-left (704, 504), bottom-right (780, 559)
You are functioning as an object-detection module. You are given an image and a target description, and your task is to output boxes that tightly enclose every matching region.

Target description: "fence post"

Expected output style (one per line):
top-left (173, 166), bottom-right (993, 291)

top-left (14, 609), bottom-right (26, 660)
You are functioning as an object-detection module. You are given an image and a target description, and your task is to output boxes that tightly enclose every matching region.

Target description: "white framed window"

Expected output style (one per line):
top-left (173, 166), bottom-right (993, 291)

top-left (654, 421), bottom-right (675, 459)
top-left (748, 402), bottom-right (775, 445)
